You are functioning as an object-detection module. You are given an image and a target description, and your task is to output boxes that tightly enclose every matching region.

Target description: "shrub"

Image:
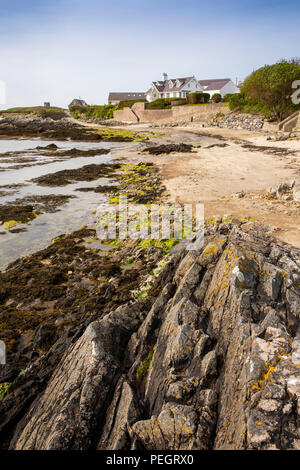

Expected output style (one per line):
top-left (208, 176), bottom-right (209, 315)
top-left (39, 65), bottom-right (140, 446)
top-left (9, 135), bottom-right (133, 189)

top-left (115, 99), bottom-right (146, 110)
top-left (229, 92), bottom-right (281, 119)
top-left (223, 93), bottom-right (234, 102)
top-left (212, 93), bottom-right (222, 103)
top-left (228, 92), bottom-right (248, 111)
top-left (242, 60), bottom-right (300, 121)
top-left (145, 98), bottom-right (172, 109)
top-left (187, 92), bottom-right (210, 104)
top-left (145, 97), bottom-right (190, 109)
top-left (70, 104), bottom-right (114, 120)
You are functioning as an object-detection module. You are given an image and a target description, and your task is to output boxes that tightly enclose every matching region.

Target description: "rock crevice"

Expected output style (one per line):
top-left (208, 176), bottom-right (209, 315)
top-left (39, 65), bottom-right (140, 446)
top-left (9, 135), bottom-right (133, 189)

top-left (0, 222), bottom-right (299, 450)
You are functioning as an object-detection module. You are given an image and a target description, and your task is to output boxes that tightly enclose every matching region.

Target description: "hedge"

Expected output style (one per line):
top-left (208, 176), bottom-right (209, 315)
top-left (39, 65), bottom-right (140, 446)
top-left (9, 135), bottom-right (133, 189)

top-left (212, 93), bottom-right (222, 103)
top-left (187, 92), bottom-right (210, 104)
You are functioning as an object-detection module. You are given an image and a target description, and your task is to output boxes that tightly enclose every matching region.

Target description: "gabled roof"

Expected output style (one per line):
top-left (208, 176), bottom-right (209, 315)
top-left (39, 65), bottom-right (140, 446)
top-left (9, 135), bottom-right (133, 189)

top-left (69, 99), bottom-right (87, 107)
top-left (152, 77), bottom-right (195, 93)
top-left (108, 92), bottom-right (146, 101)
top-left (198, 78), bottom-right (231, 91)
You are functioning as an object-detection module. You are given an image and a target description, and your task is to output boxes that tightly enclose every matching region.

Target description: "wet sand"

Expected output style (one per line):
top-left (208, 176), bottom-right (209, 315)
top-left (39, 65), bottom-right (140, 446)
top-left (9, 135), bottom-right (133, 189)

top-left (110, 124), bottom-right (300, 247)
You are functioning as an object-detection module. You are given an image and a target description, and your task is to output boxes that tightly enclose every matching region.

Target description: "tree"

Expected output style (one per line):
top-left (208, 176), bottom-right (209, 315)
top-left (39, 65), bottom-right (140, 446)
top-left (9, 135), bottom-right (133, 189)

top-left (212, 93), bottom-right (222, 103)
top-left (242, 60), bottom-right (300, 121)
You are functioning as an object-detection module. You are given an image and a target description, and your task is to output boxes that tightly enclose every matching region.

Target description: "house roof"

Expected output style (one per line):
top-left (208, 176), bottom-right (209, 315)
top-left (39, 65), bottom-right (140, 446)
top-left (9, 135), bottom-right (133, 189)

top-left (198, 78), bottom-right (231, 91)
top-left (108, 92), bottom-right (146, 101)
top-left (152, 77), bottom-right (195, 93)
top-left (69, 99), bottom-right (87, 107)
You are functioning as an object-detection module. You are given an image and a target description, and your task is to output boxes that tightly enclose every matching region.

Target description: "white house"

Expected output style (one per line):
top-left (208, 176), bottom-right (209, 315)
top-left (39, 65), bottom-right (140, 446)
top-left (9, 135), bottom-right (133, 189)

top-left (198, 78), bottom-right (240, 98)
top-left (146, 74), bottom-right (203, 102)
top-left (107, 75), bottom-right (240, 105)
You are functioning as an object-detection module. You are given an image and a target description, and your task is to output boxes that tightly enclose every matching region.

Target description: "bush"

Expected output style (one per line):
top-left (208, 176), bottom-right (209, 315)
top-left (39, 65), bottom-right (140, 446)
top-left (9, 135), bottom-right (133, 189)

top-left (115, 99), bottom-right (146, 110)
top-left (70, 104), bottom-right (114, 120)
top-left (145, 97), bottom-right (190, 109)
top-left (242, 60), bottom-right (300, 121)
top-left (223, 94), bottom-right (234, 102)
top-left (145, 98), bottom-right (172, 109)
top-left (212, 93), bottom-right (222, 103)
top-left (187, 92), bottom-right (210, 104)
top-left (228, 93), bottom-right (248, 111)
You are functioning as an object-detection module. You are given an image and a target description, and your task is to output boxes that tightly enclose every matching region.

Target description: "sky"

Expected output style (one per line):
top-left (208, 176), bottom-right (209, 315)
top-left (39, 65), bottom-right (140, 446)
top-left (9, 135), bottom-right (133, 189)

top-left (0, 0), bottom-right (300, 109)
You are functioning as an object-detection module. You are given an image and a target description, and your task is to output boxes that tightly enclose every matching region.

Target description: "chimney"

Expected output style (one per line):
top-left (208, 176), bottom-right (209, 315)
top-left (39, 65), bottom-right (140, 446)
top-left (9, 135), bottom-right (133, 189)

top-left (163, 73), bottom-right (168, 81)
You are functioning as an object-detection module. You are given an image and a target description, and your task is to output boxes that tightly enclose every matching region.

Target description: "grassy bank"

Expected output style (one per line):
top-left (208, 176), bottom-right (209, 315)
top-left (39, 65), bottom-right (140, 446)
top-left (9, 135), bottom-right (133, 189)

top-left (0, 106), bottom-right (67, 119)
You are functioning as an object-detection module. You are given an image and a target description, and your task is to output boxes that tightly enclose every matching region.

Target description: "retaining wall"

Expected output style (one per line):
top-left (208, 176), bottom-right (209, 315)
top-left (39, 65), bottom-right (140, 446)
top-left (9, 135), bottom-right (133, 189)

top-left (113, 102), bottom-right (230, 123)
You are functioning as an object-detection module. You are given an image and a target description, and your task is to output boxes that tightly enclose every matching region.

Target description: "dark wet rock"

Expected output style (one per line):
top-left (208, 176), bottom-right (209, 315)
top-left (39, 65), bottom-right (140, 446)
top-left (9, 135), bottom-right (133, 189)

top-left (0, 195), bottom-right (76, 227)
top-left (36, 144), bottom-right (58, 150)
top-left (0, 204), bottom-right (36, 225)
top-left (0, 227), bottom-right (168, 385)
top-left (38, 147), bottom-right (110, 158)
top-left (33, 324), bottom-right (58, 351)
top-left (142, 143), bottom-right (193, 155)
top-left (31, 163), bottom-right (122, 186)
top-left (0, 222), bottom-right (299, 449)
top-left (205, 142), bottom-right (229, 149)
top-left (0, 115), bottom-right (147, 142)
top-left (242, 143), bottom-right (296, 157)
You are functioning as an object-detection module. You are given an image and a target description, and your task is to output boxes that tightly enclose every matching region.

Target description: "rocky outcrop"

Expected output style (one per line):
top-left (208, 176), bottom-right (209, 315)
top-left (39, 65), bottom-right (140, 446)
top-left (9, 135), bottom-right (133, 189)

top-left (210, 113), bottom-right (264, 131)
top-left (267, 180), bottom-right (300, 202)
top-left (0, 115), bottom-right (134, 141)
top-left (0, 221), bottom-right (299, 450)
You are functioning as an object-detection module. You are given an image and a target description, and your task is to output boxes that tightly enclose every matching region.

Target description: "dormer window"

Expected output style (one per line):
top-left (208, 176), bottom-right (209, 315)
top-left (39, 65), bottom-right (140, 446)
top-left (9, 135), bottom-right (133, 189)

top-left (168, 80), bottom-right (174, 88)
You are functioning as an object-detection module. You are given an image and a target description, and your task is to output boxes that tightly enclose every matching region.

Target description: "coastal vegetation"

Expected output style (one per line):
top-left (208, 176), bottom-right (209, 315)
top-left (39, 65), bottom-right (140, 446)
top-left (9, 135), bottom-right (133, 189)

top-left (229, 59), bottom-right (300, 121)
top-left (70, 99), bottom-right (146, 121)
top-left (70, 104), bottom-right (115, 120)
top-left (0, 106), bottom-right (67, 119)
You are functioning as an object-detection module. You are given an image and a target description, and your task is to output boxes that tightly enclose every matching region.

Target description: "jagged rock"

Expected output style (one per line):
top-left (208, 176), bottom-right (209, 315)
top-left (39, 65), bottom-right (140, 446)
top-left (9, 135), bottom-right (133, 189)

top-left (132, 403), bottom-right (199, 450)
top-left (98, 379), bottom-right (140, 450)
top-left (0, 222), bottom-right (300, 450)
top-left (11, 303), bottom-right (143, 450)
top-left (267, 179), bottom-right (300, 201)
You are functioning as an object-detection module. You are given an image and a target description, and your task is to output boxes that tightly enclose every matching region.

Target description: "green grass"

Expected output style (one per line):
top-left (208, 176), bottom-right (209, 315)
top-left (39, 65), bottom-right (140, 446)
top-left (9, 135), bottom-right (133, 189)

top-left (115, 99), bottom-right (146, 110)
top-left (136, 347), bottom-right (155, 382)
top-left (70, 100), bottom-right (147, 120)
top-left (0, 382), bottom-right (11, 399)
top-left (0, 106), bottom-right (67, 119)
top-left (138, 238), bottom-right (179, 253)
top-left (70, 104), bottom-right (115, 120)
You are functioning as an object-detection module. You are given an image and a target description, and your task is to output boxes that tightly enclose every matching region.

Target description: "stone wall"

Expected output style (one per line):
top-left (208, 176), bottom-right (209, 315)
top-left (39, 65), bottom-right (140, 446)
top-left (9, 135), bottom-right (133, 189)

top-left (113, 107), bottom-right (139, 123)
top-left (210, 113), bottom-right (264, 131)
top-left (113, 102), bottom-right (230, 124)
top-left (132, 102), bottom-right (173, 122)
top-left (279, 111), bottom-right (300, 132)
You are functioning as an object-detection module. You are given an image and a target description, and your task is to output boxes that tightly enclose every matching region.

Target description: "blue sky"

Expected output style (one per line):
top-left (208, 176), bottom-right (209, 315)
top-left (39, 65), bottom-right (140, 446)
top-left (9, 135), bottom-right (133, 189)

top-left (0, 0), bottom-right (300, 108)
